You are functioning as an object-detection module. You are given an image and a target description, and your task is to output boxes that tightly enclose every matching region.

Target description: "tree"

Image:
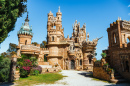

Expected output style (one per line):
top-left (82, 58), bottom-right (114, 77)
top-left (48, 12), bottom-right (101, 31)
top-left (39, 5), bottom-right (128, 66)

top-left (101, 52), bottom-right (106, 58)
top-left (40, 41), bottom-right (47, 48)
top-left (32, 42), bottom-right (38, 46)
top-left (7, 43), bottom-right (17, 52)
top-left (0, 0), bottom-right (27, 43)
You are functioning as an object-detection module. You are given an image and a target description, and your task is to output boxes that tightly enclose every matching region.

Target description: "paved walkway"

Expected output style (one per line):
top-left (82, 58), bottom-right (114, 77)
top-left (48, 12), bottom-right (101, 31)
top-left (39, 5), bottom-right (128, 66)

top-left (36, 70), bottom-right (130, 86)
top-left (1, 70), bottom-right (130, 86)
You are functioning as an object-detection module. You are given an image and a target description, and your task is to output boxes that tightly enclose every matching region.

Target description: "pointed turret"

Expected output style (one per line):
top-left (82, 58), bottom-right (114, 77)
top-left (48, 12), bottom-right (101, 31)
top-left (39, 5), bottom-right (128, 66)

top-left (56, 6), bottom-right (62, 15)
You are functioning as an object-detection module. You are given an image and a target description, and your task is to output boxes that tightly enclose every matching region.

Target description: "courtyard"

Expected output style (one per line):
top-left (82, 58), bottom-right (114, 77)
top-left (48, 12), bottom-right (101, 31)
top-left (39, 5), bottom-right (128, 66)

top-left (1, 70), bottom-right (130, 86)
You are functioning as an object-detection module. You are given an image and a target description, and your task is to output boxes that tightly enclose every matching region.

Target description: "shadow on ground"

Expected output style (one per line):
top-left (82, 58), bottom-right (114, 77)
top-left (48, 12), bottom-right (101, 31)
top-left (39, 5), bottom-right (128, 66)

top-left (104, 83), bottom-right (130, 86)
top-left (0, 82), bottom-right (14, 86)
top-left (78, 72), bottom-right (93, 78)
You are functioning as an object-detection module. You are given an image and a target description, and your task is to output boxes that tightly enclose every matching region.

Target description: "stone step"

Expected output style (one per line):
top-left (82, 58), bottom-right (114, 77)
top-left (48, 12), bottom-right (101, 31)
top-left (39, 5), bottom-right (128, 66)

top-left (39, 65), bottom-right (52, 68)
top-left (114, 76), bottom-right (123, 79)
top-left (110, 79), bottom-right (126, 83)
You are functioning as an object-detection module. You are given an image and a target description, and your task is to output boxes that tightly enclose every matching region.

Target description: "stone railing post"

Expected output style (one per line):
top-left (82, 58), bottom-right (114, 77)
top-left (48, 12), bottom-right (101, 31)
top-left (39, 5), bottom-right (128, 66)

top-left (10, 54), bottom-right (17, 82)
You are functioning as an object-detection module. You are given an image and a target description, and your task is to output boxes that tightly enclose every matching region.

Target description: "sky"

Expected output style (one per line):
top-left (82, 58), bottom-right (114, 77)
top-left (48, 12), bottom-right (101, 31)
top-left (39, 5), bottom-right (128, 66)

top-left (0, 0), bottom-right (130, 60)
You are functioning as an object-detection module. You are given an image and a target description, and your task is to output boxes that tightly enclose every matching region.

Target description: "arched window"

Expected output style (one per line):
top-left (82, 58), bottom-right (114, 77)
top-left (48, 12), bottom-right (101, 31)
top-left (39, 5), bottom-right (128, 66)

top-left (58, 17), bottom-right (59, 20)
top-left (113, 33), bottom-right (116, 43)
top-left (52, 36), bottom-right (54, 41)
top-left (25, 40), bottom-right (27, 45)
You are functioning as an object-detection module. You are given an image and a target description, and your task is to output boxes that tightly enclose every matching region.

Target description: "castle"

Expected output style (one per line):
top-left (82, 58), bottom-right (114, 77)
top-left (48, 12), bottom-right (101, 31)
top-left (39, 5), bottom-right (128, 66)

top-left (103, 17), bottom-right (130, 81)
top-left (17, 7), bottom-right (100, 70)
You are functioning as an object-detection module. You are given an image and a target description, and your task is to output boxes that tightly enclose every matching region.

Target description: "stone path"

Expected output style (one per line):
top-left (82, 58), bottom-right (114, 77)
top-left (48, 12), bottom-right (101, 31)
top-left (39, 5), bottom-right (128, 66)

top-left (36, 70), bottom-right (130, 86)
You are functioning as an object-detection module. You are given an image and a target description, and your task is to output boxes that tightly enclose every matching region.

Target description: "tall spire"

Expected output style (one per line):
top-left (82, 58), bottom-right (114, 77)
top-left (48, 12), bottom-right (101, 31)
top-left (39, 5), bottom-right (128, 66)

top-left (25, 12), bottom-right (29, 22)
top-left (58, 6), bottom-right (60, 12)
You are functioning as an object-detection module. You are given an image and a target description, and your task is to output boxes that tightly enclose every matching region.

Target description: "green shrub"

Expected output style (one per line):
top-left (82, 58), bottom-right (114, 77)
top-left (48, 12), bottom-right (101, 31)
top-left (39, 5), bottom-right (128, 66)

top-left (103, 63), bottom-right (108, 66)
top-left (20, 69), bottom-right (29, 78)
top-left (30, 69), bottom-right (39, 76)
top-left (0, 56), bottom-right (11, 82)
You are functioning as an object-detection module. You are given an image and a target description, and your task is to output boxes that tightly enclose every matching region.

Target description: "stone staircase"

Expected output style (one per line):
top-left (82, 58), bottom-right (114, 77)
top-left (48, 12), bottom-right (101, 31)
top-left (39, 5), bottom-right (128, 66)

top-left (110, 71), bottom-right (127, 83)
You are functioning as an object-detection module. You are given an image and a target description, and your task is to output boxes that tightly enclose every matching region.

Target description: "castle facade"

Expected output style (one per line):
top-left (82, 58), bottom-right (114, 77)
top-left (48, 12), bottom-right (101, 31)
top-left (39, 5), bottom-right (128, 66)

top-left (17, 7), bottom-right (99, 70)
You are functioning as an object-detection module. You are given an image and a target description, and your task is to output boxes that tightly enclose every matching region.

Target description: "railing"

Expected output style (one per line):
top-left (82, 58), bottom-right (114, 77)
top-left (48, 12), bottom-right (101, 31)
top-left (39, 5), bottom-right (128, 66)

top-left (21, 45), bottom-right (40, 51)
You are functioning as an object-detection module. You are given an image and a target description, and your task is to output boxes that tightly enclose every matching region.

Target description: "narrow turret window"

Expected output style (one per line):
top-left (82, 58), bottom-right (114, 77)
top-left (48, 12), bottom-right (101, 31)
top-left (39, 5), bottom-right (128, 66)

top-left (113, 33), bottom-right (116, 43)
top-left (25, 40), bottom-right (27, 45)
top-left (52, 36), bottom-right (54, 41)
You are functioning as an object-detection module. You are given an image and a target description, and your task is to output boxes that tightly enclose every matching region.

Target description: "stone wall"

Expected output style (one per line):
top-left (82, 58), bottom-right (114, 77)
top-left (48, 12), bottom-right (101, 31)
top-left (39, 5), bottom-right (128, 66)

top-left (93, 66), bottom-right (111, 81)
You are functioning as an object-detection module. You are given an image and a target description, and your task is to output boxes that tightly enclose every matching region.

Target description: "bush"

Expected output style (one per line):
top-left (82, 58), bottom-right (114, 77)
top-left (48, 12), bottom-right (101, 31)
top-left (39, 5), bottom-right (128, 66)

top-left (32, 66), bottom-right (42, 74)
top-left (20, 69), bottom-right (29, 78)
top-left (19, 59), bottom-right (32, 78)
top-left (0, 56), bottom-right (11, 82)
top-left (30, 69), bottom-right (39, 75)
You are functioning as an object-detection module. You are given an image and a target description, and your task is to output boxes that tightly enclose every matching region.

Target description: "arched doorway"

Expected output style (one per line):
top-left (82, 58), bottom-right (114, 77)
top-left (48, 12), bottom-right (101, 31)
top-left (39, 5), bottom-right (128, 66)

top-left (71, 60), bottom-right (75, 69)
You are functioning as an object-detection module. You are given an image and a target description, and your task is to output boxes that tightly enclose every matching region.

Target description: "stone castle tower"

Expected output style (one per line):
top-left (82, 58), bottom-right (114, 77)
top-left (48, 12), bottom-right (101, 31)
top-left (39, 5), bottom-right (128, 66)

top-left (47, 6), bottom-right (64, 43)
top-left (17, 13), bottom-right (33, 57)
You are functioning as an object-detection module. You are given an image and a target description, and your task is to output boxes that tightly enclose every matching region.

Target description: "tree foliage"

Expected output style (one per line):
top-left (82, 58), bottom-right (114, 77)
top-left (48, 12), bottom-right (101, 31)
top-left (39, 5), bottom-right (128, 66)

top-left (0, 0), bottom-right (27, 43)
top-left (0, 55), bottom-right (11, 82)
top-left (101, 52), bottom-right (106, 58)
top-left (7, 43), bottom-right (17, 52)
top-left (32, 42), bottom-right (38, 46)
top-left (40, 41), bottom-right (47, 48)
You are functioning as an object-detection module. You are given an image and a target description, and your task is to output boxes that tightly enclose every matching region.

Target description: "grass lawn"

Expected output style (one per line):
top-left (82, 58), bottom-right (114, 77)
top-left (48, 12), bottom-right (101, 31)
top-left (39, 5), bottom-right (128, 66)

top-left (15, 72), bottom-right (66, 86)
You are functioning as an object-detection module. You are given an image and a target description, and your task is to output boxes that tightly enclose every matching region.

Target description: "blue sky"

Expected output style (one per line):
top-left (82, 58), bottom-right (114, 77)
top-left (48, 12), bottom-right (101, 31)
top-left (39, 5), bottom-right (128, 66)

top-left (0, 0), bottom-right (130, 60)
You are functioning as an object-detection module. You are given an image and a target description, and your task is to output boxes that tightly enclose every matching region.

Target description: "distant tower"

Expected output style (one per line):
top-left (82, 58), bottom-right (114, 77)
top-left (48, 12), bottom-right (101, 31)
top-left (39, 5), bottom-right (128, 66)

top-left (47, 6), bottom-right (64, 43)
top-left (17, 13), bottom-right (33, 56)
top-left (72, 20), bottom-right (86, 44)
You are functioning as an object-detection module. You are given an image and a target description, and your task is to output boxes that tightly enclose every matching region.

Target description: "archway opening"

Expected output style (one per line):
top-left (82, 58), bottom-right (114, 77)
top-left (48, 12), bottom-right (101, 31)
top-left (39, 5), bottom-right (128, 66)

top-left (127, 37), bottom-right (130, 44)
top-left (71, 60), bottom-right (75, 69)
top-left (44, 54), bottom-right (48, 62)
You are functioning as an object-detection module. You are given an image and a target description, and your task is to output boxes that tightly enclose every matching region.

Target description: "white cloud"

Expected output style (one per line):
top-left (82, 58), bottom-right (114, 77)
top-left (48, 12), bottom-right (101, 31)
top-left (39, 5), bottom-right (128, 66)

top-left (128, 5), bottom-right (130, 7)
top-left (128, 13), bottom-right (130, 16)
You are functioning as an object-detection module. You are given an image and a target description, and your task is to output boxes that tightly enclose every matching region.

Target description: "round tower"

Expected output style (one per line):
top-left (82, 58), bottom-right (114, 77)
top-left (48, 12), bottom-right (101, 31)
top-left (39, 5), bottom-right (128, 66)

top-left (17, 13), bottom-right (33, 57)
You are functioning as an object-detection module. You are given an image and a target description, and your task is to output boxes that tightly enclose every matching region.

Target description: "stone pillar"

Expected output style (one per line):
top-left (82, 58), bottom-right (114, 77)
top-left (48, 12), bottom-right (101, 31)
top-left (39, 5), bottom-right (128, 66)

top-left (10, 54), bottom-right (20, 81)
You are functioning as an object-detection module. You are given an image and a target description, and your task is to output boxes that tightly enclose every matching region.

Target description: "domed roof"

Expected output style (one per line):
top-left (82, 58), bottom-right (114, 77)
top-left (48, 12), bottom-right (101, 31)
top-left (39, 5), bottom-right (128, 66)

top-left (17, 13), bottom-right (33, 36)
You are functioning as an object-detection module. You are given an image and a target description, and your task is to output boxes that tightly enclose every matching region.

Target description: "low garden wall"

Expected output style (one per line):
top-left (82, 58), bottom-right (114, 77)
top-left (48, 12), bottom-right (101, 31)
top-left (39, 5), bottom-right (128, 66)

top-left (93, 66), bottom-right (111, 81)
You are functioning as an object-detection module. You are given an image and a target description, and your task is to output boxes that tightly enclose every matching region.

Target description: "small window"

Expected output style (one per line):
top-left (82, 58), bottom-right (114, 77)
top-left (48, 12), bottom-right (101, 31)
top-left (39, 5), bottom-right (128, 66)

top-left (58, 17), bottom-right (59, 20)
top-left (80, 60), bottom-right (82, 65)
top-left (53, 26), bottom-right (56, 29)
top-left (113, 33), bottom-right (116, 43)
top-left (25, 40), bottom-right (27, 45)
top-left (52, 36), bottom-right (54, 41)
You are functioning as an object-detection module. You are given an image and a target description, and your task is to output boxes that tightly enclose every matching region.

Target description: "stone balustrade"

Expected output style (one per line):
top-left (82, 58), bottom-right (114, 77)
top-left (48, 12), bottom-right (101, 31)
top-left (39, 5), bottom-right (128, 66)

top-left (21, 45), bottom-right (40, 51)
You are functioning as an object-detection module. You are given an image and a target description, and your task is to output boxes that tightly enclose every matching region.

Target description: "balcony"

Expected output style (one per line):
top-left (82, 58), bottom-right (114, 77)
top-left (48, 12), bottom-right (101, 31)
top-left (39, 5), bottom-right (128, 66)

top-left (21, 45), bottom-right (40, 54)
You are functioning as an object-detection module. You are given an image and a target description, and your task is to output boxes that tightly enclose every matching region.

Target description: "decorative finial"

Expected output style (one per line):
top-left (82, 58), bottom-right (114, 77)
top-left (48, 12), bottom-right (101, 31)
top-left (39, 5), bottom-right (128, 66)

top-left (58, 6), bottom-right (60, 12)
top-left (120, 17), bottom-right (121, 20)
top-left (118, 16), bottom-right (120, 20)
top-left (50, 11), bottom-right (52, 13)
top-left (25, 12), bottom-right (29, 21)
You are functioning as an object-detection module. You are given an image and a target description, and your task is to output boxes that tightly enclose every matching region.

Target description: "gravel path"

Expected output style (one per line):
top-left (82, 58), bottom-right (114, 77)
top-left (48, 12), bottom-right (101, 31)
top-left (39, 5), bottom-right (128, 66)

top-left (1, 70), bottom-right (130, 86)
top-left (36, 70), bottom-right (130, 86)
